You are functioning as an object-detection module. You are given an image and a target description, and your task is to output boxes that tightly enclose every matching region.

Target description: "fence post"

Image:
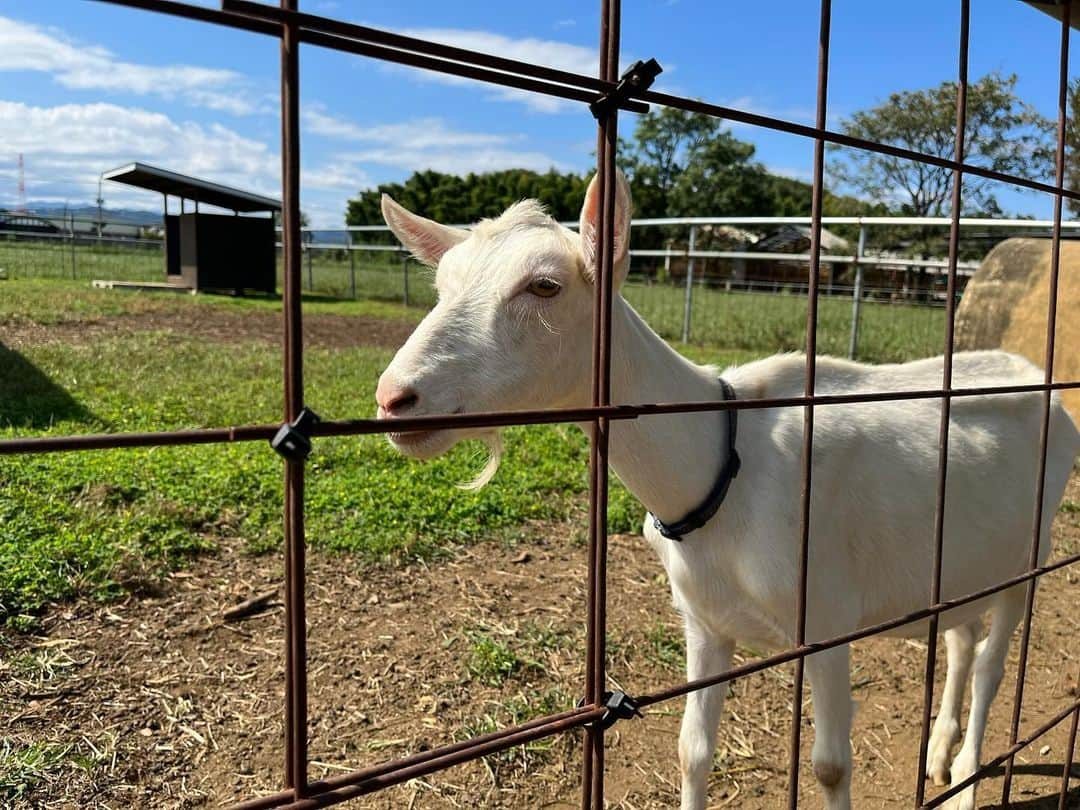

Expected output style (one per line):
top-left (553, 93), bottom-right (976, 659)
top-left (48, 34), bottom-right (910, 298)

top-left (402, 253), bottom-right (410, 307)
top-left (69, 214), bottom-right (77, 279)
top-left (848, 224), bottom-right (866, 360)
top-left (681, 225), bottom-right (697, 343)
top-left (305, 243), bottom-right (313, 292)
top-left (348, 244), bottom-right (356, 299)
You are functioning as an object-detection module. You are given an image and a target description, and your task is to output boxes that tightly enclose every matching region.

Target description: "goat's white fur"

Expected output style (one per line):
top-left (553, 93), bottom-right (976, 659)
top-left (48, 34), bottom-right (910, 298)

top-left (376, 175), bottom-right (1080, 810)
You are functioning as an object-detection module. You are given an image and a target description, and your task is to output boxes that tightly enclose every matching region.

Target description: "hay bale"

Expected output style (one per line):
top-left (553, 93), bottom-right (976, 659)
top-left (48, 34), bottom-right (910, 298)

top-left (955, 237), bottom-right (1080, 421)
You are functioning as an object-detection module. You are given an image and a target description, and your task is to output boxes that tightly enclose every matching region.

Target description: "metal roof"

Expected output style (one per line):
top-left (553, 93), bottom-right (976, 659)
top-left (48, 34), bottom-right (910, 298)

top-left (102, 162), bottom-right (281, 213)
top-left (1024, 1), bottom-right (1080, 30)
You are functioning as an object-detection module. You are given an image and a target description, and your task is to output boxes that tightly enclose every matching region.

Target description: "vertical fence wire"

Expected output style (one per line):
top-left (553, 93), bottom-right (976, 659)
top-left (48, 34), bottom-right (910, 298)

top-left (279, 0), bottom-right (308, 796)
top-left (581, 1), bottom-right (621, 806)
top-left (786, 2), bottom-right (831, 806)
top-left (1061, 691), bottom-right (1080, 810)
top-left (1002, 3), bottom-right (1072, 804)
top-left (16, 2), bottom-right (1080, 808)
top-left (914, 3), bottom-right (970, 805)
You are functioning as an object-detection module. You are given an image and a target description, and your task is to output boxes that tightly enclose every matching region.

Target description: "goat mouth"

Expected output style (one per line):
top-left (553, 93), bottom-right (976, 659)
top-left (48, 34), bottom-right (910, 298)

top-left (387, 429), bottom-right (437, 445)
top-left (385, 428), bottom-right (456, 459)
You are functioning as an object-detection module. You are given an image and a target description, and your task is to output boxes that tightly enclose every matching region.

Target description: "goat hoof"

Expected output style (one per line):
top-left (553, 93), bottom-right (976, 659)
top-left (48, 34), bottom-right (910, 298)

top-left (941, 790), bottom-right (975, 810)
top-left (930, 769), bottom-right (949, 787)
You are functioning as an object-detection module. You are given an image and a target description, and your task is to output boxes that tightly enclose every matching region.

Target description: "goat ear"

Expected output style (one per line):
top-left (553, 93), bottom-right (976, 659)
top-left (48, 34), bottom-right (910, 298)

top-left (578, 169), bottom-right (632, 287)
top-left (381, 195), bottom-right (469, 267)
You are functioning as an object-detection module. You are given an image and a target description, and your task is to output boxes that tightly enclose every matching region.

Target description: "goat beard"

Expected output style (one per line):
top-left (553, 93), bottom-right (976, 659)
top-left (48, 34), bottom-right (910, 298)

top-left (458, 430), bottom-right (503, 491)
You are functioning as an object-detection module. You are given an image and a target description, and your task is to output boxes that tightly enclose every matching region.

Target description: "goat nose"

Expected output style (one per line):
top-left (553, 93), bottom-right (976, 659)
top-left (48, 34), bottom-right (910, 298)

top-left (376, 378), bottom-right (419, 416)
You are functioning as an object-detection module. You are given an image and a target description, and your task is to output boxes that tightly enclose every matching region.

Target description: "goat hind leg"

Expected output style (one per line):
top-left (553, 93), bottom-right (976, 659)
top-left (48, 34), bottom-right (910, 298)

top-left (926, 620), bottom-right (980, 786)
top-left (678, 620), bottom-right (733, 810)
top-left (805, 644), bottom-right (853, 810)
top-left (945, 588), bottom-right (1024, 810)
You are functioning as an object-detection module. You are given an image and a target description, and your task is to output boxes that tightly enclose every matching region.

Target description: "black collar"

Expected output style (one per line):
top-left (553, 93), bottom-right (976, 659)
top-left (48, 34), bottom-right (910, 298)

top-left (648, 378), bottom-right (741, 542)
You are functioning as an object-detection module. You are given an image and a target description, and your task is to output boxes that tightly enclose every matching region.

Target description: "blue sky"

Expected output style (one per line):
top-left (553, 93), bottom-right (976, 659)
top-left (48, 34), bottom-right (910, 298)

top-left (0, 0), bottom-right (1075, 226)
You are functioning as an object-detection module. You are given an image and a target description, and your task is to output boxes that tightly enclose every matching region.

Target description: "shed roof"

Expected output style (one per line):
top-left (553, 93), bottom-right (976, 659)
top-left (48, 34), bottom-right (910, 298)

top-left (102, 162), bottom-right (281, 213)
top-left (754, 224), bottom-right (850, 254)
top-left (1024, 1), bottom-right (1080, 30)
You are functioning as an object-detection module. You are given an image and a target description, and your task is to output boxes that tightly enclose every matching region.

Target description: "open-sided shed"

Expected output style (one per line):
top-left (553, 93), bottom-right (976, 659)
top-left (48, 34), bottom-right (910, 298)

top-left (103, 162), bottom-right (281, 294)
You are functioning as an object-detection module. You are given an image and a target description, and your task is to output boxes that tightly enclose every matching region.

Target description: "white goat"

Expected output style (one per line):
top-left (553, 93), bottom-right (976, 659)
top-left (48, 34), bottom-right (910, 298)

top-left (374, 172), bottom-right (1080, 810)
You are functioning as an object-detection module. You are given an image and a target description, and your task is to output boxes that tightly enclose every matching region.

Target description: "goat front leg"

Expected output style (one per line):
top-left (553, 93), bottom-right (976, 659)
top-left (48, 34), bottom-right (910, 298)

top-left (805, 644), bottom-right (853, 810)
top-left (926, 620), bottom-right (980, 786)
top-left (946, 588), bottom-right (1024, 810)
top-left (678, 618), bottom-right (734, 810)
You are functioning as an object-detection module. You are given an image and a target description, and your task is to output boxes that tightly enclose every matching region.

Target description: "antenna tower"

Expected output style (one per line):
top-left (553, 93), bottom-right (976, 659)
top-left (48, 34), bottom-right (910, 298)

top-left (16, 153), bottom-right (27, 213)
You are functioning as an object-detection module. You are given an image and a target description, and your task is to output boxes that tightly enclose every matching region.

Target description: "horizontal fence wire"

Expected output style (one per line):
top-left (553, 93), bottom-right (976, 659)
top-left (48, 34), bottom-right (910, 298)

top-left (17, 0), bottom-right (1072, 807)
top-left (4, 381), bottom-right (1080, 456)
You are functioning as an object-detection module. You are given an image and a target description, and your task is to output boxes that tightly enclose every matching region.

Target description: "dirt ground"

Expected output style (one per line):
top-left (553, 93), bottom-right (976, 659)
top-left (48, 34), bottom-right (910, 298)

top-left (0, 299), bottom-right (418, 352)
top-left (2, 472), bottom-right (1078, 809)
top-left (2, 299), bottom-right (1079, 808)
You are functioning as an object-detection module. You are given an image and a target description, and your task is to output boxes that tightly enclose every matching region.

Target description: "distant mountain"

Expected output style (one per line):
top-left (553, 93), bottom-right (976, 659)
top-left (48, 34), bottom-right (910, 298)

top-left (307, 229), bottom-right (350, 245)
top-left (20, 203), bottom-right (160, 226)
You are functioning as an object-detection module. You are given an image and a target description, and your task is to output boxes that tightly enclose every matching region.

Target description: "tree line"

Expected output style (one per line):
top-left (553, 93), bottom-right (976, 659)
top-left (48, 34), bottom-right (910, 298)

top-left (348, 72), bottom-right (1065, 260)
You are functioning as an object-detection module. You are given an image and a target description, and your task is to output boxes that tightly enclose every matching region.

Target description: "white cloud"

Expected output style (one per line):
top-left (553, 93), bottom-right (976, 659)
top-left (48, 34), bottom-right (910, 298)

top-left (302, 106), bottom-right (565, 175)
top-left (302, 164), bottom-right (372, 192)
top-left (304, 107), bottom-right (510, 149)
top-left (337, 147), bottom-right (562, 176)
top-left (766, 165), bottom-right (813, 182)
top-left (722, 95), bottom-right (818, 129)
top-left (0, 15), bottom-right (258, 115)
top-left (0, 99), bottom-right (362, 218)
top-left (387, 27), bottom-right (600, 113)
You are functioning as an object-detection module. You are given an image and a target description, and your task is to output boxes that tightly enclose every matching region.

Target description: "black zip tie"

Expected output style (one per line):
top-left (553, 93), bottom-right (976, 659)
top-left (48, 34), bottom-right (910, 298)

top-left (271, 407), bottom-right (321, 460)
top-left (577, 690), bottom-right (643, 731)
top-left (590, 58), bottom-right (663, 119)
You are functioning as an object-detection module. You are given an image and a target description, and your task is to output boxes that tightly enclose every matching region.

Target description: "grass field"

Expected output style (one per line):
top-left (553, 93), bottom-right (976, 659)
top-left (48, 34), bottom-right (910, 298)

top-left (0, 235), bottom-right (946, 361)
top-left (0, 272), bottom-right (946, 626)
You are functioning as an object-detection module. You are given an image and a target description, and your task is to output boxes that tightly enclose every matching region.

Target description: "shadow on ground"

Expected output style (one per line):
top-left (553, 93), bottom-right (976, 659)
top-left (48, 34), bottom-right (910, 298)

top-left (0, 341), bottom-right (94, 429)
top-left (978, 763), bottom-right (1080, 809)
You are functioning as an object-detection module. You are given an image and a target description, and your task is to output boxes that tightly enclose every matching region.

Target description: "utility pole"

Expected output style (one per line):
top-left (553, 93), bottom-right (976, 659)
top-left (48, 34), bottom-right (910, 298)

top-left (16, 153), bottom-right (27, 212)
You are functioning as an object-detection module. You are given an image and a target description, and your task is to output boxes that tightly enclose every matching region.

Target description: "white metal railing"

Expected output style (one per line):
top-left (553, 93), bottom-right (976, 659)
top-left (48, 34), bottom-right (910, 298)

top-left (6, 213), bottom-right (1073, 359)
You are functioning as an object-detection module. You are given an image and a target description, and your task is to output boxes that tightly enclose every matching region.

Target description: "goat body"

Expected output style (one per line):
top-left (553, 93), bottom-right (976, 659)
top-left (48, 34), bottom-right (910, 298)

top-left (375, 174), bottom-right (1080, 810)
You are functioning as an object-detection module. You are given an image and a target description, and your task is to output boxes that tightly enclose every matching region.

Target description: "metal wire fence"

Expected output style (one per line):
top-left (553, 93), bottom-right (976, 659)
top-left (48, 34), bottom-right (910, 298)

top-left (5, 0), bottom-right (1080, 807)
top-left (8, 212), bottom-right (1068, 363)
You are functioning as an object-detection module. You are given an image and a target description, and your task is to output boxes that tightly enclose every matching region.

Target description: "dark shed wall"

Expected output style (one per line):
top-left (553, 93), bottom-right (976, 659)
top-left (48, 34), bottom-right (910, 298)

top-left (178, 213), bottom-right (276, 293)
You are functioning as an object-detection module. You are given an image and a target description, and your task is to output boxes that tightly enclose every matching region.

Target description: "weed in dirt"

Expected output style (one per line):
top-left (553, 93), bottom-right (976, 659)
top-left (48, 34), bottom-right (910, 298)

top-left (0, 738), bottom-right (110, 802)
top-left (646, 621), bottom-right (686, 670)
top-left (465, 631), bottom-right (523, 686)
top-left (457, 687), bottom-right (577, 782)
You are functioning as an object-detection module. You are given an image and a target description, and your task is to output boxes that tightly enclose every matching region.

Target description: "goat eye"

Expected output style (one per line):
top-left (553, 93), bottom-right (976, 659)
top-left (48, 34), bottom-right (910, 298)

top-left (527, 278), bottom-right (561, 298)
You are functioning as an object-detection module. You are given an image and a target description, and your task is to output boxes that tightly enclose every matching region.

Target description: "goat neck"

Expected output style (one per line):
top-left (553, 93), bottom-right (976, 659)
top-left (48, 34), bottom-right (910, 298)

top-left (593, 297), bottom-right (730, 528)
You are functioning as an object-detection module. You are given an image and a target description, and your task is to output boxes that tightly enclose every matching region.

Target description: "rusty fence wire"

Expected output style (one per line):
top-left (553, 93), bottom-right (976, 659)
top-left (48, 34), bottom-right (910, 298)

top-left (3, 0), bottom-right (1080, 807)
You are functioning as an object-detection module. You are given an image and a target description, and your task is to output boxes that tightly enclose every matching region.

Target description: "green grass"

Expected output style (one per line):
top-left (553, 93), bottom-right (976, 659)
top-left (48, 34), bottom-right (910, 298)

top-left (0, 274), bottom-right (943, 623)
top-left (623, 279), bottom-right (946, 363)
top-left (2, 235), bottom-right (943, 363)
top-left (0, 236), bottom-right (163, 283)
top-left (3, 286), bottom-right (702, 620)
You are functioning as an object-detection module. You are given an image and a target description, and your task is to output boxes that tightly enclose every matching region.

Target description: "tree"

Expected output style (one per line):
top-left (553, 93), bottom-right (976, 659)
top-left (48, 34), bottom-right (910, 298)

top-left (1063, 77), bottom-right (1080, 216)
top-left (346, 169), bottom-right (588, 229)
top-left (830, 73), bottom-right (1053, 219)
